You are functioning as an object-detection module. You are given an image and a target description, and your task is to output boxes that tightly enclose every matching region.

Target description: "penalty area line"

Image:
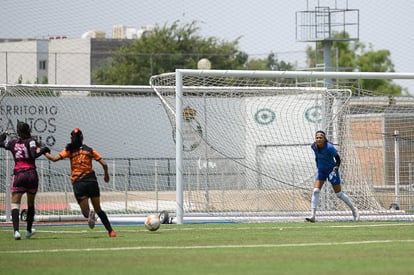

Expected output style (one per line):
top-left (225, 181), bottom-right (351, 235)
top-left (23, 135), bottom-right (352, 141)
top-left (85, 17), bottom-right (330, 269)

top-left (2, 239), bottom-right (414, 254)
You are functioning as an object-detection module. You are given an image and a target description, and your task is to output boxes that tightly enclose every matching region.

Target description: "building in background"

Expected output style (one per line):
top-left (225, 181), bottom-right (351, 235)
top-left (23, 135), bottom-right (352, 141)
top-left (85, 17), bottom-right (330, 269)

top-left (113, 25), bottom-right (154, 39)
top-left (81, 30), bottom-right (106, 39)
top-left (47, 38), bottom-right (132, 84)
top-left (0, 39), bottom-right (48, 84)
top-left (0, 25), bottom-right (153, 85)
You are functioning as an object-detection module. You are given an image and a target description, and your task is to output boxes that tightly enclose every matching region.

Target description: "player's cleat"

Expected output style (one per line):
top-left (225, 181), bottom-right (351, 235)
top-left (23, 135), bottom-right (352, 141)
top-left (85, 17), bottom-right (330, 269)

top-left (109, 230), bottom-right (117, 237)
top-left (305, 216), bottom-right (316, 223)
top-left (25, 229), bottom-right (36, 239)
top-left (88, 210), bottom-right (96, 229)
top-left (14, 231), bottom-right (21, 240)
top-left (353, 208), bottom-right (360, 222)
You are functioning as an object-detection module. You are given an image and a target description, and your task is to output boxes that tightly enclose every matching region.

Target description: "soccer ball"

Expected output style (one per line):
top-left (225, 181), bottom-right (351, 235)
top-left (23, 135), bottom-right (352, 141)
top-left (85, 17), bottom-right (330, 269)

top-left (144, 214), bottom-right (161, 231)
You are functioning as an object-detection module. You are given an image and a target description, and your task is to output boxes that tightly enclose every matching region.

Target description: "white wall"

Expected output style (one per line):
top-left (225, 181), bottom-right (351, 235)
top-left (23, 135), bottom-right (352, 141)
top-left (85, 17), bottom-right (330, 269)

top-left (48, 38), bottom-right (91, 85)
top-left (0, 40), bottom-right (48, 84)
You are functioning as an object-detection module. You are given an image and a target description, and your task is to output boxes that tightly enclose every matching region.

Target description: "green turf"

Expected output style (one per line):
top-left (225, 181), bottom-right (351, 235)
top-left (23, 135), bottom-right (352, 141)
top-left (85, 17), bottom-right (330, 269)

top-left (1, 222), bottom-right (413, 274)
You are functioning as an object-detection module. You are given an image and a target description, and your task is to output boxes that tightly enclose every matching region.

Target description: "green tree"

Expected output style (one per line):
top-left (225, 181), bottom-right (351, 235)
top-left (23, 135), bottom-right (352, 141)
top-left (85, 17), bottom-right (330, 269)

top-left (246, 52), bottom-right (296, 84)
top-left (93, 21), bottom-right (248, 85)
top-left (306, 32), bottom-right (406, 96)
top-left (246, 52), bottom-right (295, 71)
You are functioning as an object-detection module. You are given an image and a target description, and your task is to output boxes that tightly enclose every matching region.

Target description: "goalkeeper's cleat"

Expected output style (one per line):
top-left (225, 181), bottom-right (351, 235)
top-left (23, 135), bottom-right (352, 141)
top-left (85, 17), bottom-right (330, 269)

top-left (25, 229), bottom-right (36, 239)
top-left (88, 210), bottom-right (96, 229)
top-left (14, 231), bottom-right (21, 240)
top-left (353, 208), bottom-right (360, 222)
top-left (305, 216), bottom-right (316, 223)
top-left (109, 230), bottom-right (117, 238)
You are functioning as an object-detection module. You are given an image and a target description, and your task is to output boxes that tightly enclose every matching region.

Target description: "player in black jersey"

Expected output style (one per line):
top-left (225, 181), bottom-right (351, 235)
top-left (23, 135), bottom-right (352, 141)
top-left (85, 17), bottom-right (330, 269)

top-left (0, 122), bottom-right (50, 240)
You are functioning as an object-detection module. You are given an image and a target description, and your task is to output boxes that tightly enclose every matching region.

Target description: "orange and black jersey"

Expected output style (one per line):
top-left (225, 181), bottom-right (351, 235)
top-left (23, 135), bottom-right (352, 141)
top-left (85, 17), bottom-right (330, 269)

top-left (58, 145), bottom-right (103, 183)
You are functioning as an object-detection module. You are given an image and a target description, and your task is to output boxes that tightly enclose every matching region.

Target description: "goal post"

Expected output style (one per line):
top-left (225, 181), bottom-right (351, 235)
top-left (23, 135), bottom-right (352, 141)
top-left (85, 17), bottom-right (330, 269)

top-left (151, 69), bottom-right (414, 223)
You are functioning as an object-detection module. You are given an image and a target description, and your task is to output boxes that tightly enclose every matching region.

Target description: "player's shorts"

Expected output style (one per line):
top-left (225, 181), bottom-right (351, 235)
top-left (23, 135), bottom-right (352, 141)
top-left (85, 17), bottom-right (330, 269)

top-left (72, 172), bottom-right (100, 200)
top-left (316, 167), bottom-right (340, 185)
top-left (11, 169), bottom-right (39, 194)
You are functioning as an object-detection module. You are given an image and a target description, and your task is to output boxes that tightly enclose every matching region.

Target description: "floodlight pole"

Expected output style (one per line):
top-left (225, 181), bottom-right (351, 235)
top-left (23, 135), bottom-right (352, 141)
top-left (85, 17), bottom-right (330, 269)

top-left (323, 40), bottom-right (333, 88)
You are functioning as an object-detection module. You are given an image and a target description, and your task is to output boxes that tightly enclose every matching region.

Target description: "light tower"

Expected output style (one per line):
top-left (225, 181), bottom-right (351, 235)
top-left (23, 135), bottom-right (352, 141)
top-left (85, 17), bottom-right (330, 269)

top-left (295, 0), bottom-right (359, 88)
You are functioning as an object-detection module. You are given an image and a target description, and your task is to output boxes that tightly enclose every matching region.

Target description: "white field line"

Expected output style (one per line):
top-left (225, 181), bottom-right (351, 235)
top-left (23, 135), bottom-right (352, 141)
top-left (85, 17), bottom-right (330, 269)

top-left (1, 223), bottom-right (413, 254)
top-left (1, 239), bottom-right (414, 254)
top-left (2, 221), bottom-right (413, 235)
top-left (8, 222), bottom-right (414, 234)
top-left (1, 222), bottom-right (413, 235)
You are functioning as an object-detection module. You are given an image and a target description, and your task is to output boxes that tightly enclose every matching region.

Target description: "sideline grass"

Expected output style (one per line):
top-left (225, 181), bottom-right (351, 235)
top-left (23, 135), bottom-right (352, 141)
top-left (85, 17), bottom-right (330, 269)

top-left (1, 222), bottom-right (414, 274)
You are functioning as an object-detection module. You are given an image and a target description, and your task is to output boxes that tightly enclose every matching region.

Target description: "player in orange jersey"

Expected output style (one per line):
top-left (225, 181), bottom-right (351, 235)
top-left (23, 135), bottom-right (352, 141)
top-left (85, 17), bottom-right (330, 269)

top-left (45, 128), bottom-right (116, 237)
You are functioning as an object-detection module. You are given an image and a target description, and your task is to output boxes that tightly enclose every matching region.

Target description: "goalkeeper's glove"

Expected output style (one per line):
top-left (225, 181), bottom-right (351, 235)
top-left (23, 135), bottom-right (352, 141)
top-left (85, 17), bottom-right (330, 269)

top-left (333, 166), bottom-right (339, 173)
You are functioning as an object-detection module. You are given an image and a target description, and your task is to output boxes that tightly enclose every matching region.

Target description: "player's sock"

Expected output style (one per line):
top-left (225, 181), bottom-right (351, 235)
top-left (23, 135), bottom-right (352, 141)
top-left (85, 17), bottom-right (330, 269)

top-left (82, 208), bottom-right (90, 218)
top-left (11, 207), bottom-right (20, 233)
top-left (26, 206), bottom-right (35, 233)
top-left (97, 210), bottom-right (113, 233)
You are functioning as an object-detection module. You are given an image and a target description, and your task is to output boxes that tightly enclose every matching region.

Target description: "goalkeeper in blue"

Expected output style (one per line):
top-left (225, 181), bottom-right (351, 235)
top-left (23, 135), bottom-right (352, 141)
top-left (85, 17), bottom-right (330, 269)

top-left (305, 130), bottom-right (359, 223)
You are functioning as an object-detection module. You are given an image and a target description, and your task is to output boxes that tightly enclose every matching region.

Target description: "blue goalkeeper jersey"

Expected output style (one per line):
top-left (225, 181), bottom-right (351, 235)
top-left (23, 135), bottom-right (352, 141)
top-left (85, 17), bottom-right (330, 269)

top-left (311, 142), bottom-right (339, 170)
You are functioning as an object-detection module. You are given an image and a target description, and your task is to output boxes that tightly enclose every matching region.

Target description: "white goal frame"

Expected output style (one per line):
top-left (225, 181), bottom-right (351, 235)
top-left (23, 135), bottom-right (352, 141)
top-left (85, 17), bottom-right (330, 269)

top-left (2, 71), bottom-right (414, 225)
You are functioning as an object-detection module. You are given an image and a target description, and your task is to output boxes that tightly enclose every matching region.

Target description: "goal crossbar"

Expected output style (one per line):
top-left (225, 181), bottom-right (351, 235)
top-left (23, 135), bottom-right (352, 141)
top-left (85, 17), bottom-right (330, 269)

top-left (176, 69), bottom-right (414, 79)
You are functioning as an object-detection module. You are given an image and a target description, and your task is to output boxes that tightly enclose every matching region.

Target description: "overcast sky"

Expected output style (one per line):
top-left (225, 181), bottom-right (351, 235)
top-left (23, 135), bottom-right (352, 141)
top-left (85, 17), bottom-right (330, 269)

top-left (1, 0), bottom-right (414, 92)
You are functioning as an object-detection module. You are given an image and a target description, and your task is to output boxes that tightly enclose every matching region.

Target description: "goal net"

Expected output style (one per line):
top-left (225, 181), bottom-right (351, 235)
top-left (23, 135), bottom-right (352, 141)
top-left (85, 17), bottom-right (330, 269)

top-left (150, 70), bottom-right (414, 223)
top-left (0, 84), bottom-right (176, 222)
top-left (1, 70), bottom-right (414, 224)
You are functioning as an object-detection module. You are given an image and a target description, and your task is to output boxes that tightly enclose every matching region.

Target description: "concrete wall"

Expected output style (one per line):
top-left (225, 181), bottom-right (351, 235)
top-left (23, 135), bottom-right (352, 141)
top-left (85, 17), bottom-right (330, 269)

top-left (0, 40), bottom-right (48, 84)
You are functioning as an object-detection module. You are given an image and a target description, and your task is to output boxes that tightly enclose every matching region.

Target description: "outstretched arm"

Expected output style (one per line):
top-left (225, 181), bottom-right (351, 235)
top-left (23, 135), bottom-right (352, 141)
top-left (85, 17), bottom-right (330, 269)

top-left (45, 152), bottom-right (62, 162)
top-left (98, 158), bottom-right (109, 182)
top-left (31, 146), bottom-right (50, 159)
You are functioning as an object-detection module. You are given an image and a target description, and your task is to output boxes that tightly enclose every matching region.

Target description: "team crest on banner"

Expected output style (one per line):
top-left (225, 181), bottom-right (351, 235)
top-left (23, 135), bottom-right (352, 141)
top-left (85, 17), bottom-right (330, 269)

top-left (304, 105), bottom-right (323, 123)
top-left (254, 108), bottom-right (275, 125)
top-left (180, 106), bottom-right (203, 151)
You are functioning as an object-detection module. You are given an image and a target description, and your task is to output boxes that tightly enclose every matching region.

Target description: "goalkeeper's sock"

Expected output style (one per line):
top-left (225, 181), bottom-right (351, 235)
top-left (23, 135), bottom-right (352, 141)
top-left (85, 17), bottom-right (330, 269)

top-left (97, 210), bottom-right (113, 233)
top-left (310, 188), bottom-right (320, 217)
top-left (311, 208), bottom-right (316, 218)
top-left (336, 191), bottom-right (355, 210)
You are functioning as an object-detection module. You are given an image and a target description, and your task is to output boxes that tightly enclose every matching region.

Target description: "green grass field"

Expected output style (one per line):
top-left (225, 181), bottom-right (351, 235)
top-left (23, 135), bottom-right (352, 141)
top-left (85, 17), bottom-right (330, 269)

top-left (1, 221), bottom-right (414, 274)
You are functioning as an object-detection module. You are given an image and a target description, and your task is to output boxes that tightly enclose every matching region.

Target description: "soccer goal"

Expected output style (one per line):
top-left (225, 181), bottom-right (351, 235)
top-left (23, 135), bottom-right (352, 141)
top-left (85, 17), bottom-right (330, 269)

top-left (150, 70), bottom-right (414, 223)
